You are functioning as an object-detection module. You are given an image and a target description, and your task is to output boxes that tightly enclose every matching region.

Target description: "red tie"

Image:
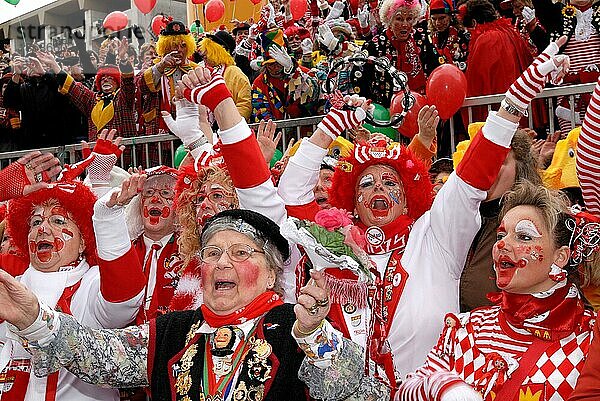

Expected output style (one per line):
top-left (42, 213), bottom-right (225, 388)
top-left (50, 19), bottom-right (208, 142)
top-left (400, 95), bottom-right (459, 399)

top-left (138, 243), bottom-right (161, 323)
top-left (45, 281), bottom-right (82, 401)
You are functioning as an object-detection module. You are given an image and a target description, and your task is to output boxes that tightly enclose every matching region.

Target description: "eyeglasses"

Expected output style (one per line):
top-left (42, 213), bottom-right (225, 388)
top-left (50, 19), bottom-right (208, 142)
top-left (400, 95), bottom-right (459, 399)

top-left (199, 243), bottom-right (265, 263)
top-left (193, 190), bottom-right (233, 206)
top-left (141, 188), bottom-right (176, 200)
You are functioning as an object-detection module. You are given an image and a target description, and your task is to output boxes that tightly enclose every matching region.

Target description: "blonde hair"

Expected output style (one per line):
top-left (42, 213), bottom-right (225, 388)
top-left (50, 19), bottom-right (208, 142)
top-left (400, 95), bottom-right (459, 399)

top-left (176, 166), bottom-right (238, 268)
top-left (156, 34), bottom-right (196, 58)
top-left (200, 38), bottom-right (235, 67)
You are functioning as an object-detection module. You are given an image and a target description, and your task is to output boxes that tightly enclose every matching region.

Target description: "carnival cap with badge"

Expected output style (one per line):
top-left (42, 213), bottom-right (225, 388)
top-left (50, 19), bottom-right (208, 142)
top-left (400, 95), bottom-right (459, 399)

top-left (156, 20), bottom-right (196, 59)
top-left (8, 180), bottom-right (98, 266)
top-left (328, 139), bottom-right (433, 222)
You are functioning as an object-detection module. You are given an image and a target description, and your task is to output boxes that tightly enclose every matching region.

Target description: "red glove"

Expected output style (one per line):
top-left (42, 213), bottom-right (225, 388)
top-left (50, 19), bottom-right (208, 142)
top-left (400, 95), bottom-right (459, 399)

top-left (182, 74), bottom-right (232, 112)
top-left (86, 138), bottom-right (123, 184)
top-left (0, 162), bottom-right (32, 201)
top-left (59, 156), bottom-right (96, 181)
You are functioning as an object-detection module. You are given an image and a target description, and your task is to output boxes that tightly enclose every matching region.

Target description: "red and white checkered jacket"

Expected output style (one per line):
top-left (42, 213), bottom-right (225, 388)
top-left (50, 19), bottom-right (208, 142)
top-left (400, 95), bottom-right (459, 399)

top-left (400, 305), bottom-right (596, 401)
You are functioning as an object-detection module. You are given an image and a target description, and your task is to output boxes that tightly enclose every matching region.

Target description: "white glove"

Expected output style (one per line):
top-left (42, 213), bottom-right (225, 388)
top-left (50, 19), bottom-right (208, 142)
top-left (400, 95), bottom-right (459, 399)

top-left (248, 23), bottom-right (259, 42)
top-left (301, 38), bottom-right (314, 55)
top-left (317, 0), bottom-right (330, 11)
top-left (318, 24), bottom-right (339, 52)
top-left (357, 4), bottom-right (370, 28)
top-left (250, 56), bottom-right (264, 71)
top-left (161, 99), bottom-right (204, 147)
top-left (522, 6), bottom-right (535, 24)
top-left (441, 384), bottom-right (483, 401)
top-left (266, 3), bottom-right (277, 28)
top-left (326, 1), bottom-right (345, 20)
top-left (269, 44), bottom-right (294, 74)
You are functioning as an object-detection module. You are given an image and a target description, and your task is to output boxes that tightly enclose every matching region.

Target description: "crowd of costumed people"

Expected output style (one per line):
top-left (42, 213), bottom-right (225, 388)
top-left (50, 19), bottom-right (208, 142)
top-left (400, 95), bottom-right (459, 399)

top-left (1, 0), bottom-right (600, 400)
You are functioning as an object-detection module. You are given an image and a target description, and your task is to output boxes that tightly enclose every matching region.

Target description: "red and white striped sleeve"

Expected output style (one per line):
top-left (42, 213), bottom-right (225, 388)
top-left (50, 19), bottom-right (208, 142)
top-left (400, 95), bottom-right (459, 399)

top-left (577, 76), bottom-right (600, 215)
top-left (399, 350), bottom-right (465, 401)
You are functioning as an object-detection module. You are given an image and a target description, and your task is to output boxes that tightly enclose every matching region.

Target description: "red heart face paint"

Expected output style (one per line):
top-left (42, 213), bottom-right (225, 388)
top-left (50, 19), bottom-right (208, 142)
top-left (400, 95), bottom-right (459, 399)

top-left (140, 176), bottom-right (178, 238)
top-left (354, 165), bottom-right (406, 227)
top-left (27, 201), bottom-right (84, 272)
top-left (493, 205), bottom-right (558, 294)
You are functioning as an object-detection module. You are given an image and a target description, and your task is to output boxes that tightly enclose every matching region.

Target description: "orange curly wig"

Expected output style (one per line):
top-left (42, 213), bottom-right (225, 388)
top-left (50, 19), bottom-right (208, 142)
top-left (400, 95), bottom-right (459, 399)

top-left (7, 181), bottom-right (98, 266)
top-left (328, 141), bottom-right (433, 221)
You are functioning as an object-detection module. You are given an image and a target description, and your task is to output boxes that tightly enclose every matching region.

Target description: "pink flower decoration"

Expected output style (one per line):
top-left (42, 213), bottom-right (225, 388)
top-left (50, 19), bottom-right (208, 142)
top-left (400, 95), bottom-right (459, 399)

top-left (406, 160), bottom-right (414, 168)
top-left (315, 207), bottom-right (353, 231)
top-left (344, 225), bottom-right (367, 251)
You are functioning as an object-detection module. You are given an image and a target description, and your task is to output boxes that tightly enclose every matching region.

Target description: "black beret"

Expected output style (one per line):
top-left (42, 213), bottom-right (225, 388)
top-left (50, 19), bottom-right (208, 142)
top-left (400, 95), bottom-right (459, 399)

top-left (202, 209), bottom-right (290, 261)
top-left (207, 30), bottom-right (236, 55)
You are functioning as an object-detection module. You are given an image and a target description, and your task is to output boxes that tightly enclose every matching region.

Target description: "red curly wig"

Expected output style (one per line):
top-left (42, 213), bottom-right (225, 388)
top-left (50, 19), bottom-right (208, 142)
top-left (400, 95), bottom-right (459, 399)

top-left (7, 181), bottom-right (98, 266)
top-left (284, 25), bottom-right (311, 40)
top-left (328, 141), bottom-right (433, 221)
top-left (94, 65), bottom-right (121, 92)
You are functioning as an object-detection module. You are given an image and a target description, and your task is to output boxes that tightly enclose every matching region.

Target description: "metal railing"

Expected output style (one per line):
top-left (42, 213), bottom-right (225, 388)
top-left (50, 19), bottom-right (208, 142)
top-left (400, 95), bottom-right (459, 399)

top-left (0, 83), bottom-right (595, 168)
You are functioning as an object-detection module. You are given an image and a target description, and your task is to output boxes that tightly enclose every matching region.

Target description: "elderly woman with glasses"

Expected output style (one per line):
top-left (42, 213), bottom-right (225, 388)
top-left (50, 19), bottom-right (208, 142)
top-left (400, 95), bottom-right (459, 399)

top-left (0, 208), bottom-right (388, 401)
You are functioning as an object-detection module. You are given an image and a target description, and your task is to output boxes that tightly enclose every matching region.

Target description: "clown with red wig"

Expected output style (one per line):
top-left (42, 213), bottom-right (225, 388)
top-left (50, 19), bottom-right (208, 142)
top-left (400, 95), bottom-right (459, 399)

top-left (273, 34), bottom-right (571, 396)
top-left (36, 38), bottom-right (137, 141)
top-left (0, 153), bottom-right (146, 401)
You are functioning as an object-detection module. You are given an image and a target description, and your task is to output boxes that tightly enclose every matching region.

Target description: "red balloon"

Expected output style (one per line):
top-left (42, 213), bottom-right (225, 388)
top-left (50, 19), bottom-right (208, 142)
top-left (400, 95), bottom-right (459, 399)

top-left (426, 64), bottom-right (467, 120)
top-left (205, 0), bottom-right (225, 22)
top-left (290, 0), bottom-right (308, 20)
top-left (134, 0), bottom-right (156, 14)
top-left (391, 91), bottom-right (427, 139)
top-left (192, 0), bottom-right (208, 4)
top-left (250, 0), bottom-right (262, 5)
top-left (103, 11), bottom-right (128, 32)
top-left (151, 15), bottom-right (169, 36)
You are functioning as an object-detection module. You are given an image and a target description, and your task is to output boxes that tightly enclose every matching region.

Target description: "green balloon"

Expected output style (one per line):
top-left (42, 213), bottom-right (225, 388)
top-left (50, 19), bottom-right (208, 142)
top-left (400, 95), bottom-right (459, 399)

top-left (363, 123), bottom-right (398, 141)
top-left (270, 148), bottom-right (283, 168)
top-left (371, 103), bottom-right (390, 121)
top-left (174, 144), bottom-right (187, 168)
top-left (190, 21), bottom-right (204, 33)
top-left (4, 0), bottom-right (20, 4)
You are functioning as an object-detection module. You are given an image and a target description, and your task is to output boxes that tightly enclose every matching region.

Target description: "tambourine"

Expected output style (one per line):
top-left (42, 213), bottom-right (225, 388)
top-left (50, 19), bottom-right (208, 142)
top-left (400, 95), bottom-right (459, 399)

top-left (323, 52), bottom-right (415, 128)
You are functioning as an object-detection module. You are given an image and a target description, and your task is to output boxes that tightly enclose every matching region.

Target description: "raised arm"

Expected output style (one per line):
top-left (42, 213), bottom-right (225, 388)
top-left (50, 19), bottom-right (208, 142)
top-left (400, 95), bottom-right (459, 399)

top-left (88, 174), bottom-right (146, 328)
top-left (278, 95), bottom-right (369, 221)
top-left (576, 75), bottom-right (600, 215)
top-left (180, 67), bottom-right (289, 225)
top-left (429, 36), bottom-right (569, 279)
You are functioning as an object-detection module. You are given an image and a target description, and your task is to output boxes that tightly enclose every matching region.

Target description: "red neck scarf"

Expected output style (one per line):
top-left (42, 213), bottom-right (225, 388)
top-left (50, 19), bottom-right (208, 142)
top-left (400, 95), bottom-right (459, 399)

top-left (489, 283), bottom-right (585, 341)
top-left (358, 215), bottom-right (414, 255)
top-left (201, 291), bottom-right (283, 327)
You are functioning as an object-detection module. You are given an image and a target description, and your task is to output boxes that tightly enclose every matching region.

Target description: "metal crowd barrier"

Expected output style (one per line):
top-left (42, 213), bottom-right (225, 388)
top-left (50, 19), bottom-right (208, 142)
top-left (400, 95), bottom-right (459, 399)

top-left (0, 83), bottom-right (595, 168)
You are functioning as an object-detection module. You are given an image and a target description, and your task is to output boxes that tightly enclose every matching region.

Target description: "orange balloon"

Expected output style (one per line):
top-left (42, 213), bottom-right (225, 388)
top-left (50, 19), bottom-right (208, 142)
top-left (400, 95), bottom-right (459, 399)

top-left (103, 11), bottom-right (128, 32)
top-left (205, 0), bottom-right (225, 22)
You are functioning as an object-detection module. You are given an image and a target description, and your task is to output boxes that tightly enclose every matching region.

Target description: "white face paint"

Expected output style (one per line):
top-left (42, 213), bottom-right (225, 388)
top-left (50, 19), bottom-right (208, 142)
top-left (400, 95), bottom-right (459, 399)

top-left (358, 174), bottom-right (375, 189)
top-left (515, 219), bottom-right (543, 238)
